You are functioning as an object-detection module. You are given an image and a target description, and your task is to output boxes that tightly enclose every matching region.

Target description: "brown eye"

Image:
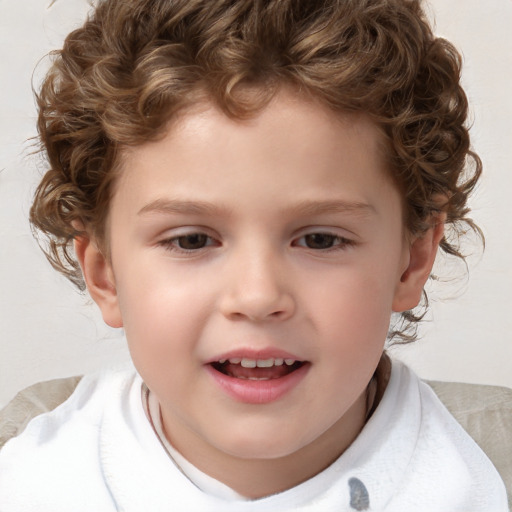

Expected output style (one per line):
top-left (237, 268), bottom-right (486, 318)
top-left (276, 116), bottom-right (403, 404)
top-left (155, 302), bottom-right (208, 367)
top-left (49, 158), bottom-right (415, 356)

top-left (176, 234), bottom-right (209, 250)
top-left (303, 233), bottom-right (337, 249)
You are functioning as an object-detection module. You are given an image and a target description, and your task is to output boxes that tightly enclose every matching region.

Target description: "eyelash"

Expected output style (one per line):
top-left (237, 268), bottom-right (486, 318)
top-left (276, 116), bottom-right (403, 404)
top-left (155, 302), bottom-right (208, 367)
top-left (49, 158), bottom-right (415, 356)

top-left (158, 231), bottom-right (354, 254)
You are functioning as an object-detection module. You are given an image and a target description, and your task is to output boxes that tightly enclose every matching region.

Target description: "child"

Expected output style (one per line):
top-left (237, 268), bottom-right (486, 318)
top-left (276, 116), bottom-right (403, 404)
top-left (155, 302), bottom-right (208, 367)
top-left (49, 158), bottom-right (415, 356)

top-left (0, 0), bottom-right (508, 509)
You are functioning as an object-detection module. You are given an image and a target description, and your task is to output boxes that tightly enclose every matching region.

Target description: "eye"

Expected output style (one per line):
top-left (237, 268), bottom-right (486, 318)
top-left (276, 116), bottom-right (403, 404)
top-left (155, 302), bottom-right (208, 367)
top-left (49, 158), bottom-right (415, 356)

top-left (303, 233), bottom-right (337, 249)
top-left (159, 232), bottom-right (218, 253)
top-left (174, 233), bottom-right (209, 250)
top-left (294, 232), bottom-right (353, 250)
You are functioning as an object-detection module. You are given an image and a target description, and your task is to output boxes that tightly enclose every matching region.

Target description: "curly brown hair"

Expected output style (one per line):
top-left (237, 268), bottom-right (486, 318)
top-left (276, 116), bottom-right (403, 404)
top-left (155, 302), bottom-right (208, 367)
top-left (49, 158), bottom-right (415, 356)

top-left (30, 0), bottom-right (482, 341)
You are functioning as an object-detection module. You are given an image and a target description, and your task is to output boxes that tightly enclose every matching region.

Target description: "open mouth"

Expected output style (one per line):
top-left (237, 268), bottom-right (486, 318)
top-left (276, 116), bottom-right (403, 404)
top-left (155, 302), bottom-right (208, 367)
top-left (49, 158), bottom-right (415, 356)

top-left (210, 357), bottom-right (305, 381)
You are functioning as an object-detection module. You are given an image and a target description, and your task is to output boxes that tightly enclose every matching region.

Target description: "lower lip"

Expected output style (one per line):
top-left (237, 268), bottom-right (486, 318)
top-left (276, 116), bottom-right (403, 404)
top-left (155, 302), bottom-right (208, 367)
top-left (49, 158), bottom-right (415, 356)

top-left (205, 363), bottom-right (310, 404)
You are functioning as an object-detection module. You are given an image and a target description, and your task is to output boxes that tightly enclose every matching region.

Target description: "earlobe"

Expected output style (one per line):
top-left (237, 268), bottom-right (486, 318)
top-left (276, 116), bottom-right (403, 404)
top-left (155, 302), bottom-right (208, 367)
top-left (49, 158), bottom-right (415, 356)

top-left (392, 214), bottom-right (446, 312)
top-left (74, 235), bottom-right (123, 328)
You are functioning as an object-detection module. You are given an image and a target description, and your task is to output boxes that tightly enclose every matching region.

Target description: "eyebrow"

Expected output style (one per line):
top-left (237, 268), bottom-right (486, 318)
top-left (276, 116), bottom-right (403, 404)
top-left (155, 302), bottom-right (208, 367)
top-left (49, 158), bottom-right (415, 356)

top-left (289, 199), bottom-right (376, 217)
top-left (137, 198), bottom-right (376, 218)
top-left (138, 198), bottom-right (231, 217)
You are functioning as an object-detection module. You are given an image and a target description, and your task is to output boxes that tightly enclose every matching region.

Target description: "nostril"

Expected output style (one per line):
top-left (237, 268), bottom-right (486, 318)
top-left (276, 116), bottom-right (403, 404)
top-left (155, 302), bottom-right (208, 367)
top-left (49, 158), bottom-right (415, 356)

top-left (224, 307), bottom-right (292, 322)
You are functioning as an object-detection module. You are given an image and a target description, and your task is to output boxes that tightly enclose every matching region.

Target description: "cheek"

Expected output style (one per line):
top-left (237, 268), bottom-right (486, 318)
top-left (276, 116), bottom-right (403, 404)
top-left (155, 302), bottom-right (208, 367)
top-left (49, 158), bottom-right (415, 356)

top-left (113, 269), bottom-right (200, 358)
top-left (312, 266), bottom-right (397, 322)
top-left (117, 283), bottom-right (203, 398)
top-left (304, 265), bottom-right (397, 365)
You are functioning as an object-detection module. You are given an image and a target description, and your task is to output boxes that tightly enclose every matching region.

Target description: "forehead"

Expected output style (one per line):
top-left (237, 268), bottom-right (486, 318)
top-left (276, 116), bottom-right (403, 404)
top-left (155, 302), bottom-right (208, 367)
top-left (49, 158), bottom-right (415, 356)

top-left (113, 90), bottom-right (398, 222)
top-left (121, 91), bottom-right (387, 176)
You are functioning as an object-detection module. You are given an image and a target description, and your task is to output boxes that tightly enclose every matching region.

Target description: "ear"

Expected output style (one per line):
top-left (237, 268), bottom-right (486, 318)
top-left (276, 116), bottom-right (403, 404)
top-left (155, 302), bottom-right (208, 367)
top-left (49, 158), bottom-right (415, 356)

top-left (392, 213), bottom-right (446, 312)
top-left (74, 235), bottom-right (123, 328)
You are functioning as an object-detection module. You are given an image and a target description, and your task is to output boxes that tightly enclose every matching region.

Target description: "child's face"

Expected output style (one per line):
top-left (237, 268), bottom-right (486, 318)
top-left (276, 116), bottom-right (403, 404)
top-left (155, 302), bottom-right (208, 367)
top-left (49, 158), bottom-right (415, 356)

top-left (86, 90), bottom-right (426, 480)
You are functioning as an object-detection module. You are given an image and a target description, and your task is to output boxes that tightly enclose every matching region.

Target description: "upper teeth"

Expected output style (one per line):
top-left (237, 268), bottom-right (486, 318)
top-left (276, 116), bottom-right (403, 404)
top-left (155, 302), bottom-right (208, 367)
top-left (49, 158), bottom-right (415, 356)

top-left (218, 358), bottom-right (296, 367)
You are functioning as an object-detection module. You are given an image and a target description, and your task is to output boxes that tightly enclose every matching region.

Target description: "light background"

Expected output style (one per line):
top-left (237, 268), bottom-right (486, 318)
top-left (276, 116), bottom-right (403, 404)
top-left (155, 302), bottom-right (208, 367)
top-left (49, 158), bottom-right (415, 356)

top-left (0, 0), bottom-right (511, 408)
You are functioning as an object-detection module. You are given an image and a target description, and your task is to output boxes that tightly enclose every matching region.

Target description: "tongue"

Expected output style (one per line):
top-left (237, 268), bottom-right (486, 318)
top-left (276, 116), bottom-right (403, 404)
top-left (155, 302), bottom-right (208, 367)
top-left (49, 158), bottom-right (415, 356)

top-left (222, 362), bottom-right (294, 380)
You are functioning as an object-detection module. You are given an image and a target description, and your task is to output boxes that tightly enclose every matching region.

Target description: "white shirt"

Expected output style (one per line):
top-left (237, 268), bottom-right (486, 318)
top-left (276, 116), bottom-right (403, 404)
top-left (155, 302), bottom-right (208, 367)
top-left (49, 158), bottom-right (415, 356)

top-left (0, 360), bottom-right (507, 511)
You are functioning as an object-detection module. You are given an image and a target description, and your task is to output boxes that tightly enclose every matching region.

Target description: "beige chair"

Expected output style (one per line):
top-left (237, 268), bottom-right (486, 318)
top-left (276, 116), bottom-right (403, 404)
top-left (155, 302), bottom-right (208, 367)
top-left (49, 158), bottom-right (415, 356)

top-left (1, 377), bottom-right (511, 509)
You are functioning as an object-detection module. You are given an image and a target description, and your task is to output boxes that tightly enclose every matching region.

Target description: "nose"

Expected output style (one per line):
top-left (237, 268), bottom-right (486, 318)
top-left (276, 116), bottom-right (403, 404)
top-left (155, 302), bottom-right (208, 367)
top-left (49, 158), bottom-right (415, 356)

top-left (219, 247), bottom-right (296, 322)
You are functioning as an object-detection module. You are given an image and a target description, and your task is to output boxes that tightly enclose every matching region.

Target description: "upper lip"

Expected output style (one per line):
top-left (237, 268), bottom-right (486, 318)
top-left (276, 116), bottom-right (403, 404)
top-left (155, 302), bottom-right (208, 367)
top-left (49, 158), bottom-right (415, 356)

top-left (206, 348), bottom-right (305, 364)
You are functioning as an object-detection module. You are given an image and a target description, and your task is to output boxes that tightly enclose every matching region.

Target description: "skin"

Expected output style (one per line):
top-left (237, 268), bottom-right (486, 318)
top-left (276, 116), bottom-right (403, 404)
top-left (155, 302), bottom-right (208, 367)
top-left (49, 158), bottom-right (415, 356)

top-left (76, 90), bottom-right (444, 498)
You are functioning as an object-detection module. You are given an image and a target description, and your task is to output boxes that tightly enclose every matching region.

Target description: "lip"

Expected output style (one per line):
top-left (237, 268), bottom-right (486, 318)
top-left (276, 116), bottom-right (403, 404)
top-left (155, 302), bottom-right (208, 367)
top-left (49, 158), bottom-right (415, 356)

top-left (205, 356), bottom-right (310, 404)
